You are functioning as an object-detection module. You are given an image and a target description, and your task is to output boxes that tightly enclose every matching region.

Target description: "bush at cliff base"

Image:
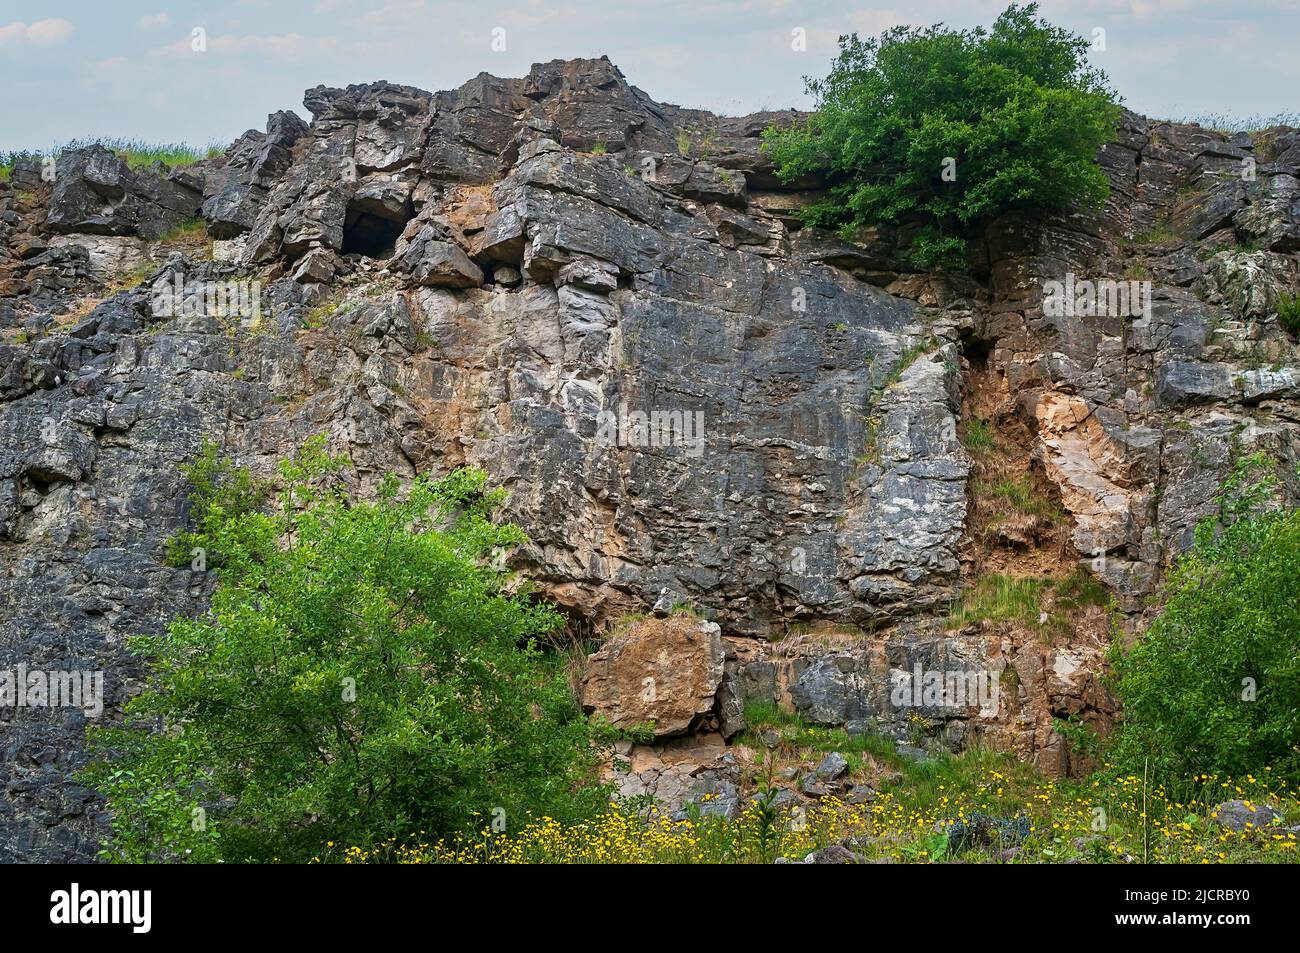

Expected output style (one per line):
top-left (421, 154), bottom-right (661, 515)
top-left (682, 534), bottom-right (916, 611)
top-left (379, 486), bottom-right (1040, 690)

top-left (83, 437), bottom-right (609, 863)
top-left (763, 2), bottom-right (1121, 267)
top-left (1108, 454), bottom-right (1300, 788)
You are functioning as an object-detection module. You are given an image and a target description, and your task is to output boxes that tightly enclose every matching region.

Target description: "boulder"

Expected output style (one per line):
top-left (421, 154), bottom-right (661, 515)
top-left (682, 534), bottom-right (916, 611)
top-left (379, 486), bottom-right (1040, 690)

top-left (781, 844), bottom-right (866, 864)
top-left (1211, 800), bottom-right (1282, 833)
top-left (670, 776), bottom-right (739, 820)
top-left (290, 246), bottom-right (344, 285)
top-left (814, 751), bottom-right (850, 781)
top-left (581, 614), bottom-right (724, 738)
top-left (45, 145), bottom-right (202, 240)
top-left (946, 814), bottom-right (1032, 852)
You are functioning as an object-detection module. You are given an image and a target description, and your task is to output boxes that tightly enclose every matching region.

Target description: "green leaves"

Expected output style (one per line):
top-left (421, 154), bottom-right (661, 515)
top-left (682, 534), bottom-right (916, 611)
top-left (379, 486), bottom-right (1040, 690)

top-left (86, 440), bottom-right (608, 862)
top-left (763, 3), bottom-right (1120, 268)
top-left (1108, 454), bottom-right (1300, 787)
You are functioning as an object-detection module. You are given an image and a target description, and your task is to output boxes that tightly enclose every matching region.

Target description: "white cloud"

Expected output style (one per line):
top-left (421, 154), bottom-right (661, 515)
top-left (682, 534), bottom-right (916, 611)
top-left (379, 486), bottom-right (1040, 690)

top-left (93, 56), bottom-right (129, 72)
top-left (140, 13), bottom-right (171, 28)
top-left (25, 18), bottom-right (74, 45)
top-left (0, 18), bottom-right (74, 47)
top-left (150, 31), bottom-right (340, 61)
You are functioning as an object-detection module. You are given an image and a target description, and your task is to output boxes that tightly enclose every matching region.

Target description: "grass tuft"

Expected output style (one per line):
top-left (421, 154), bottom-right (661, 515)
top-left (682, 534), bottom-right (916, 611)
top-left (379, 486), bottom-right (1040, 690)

top-left (949, 573), bottom-right (1049, 627)
top-left (974, 475), bottom-right (1066, 520)
top-left (963, 418), bottom-right (995, 454)
top-left (1, 137), bottom-right (226, 182)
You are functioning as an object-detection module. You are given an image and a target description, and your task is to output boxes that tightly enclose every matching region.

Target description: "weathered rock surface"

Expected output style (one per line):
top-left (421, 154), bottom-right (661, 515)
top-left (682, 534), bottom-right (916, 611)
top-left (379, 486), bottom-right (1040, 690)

top-left (45, 145), bottom-right (202, 240)
top-left (200, 110), bottom-right (309, 238)
top-left (1, 59), bottom-right (1298, 859)
top-left (581, 614), bottom-right (724, 737)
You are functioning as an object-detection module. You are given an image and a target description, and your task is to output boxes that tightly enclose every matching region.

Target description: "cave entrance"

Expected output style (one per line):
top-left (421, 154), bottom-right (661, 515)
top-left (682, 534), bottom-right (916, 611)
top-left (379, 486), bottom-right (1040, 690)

top-left (962, 335), bottom-right (994, 374)
top-left (341, 203), bottom-right (409, 259)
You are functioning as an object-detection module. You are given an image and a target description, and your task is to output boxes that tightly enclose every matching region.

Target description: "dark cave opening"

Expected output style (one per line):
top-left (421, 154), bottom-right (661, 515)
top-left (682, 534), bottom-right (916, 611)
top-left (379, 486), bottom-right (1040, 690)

top-left (341, 204), bottom-right (409, 258)
top-left (962, 335), bottom-right (994, 373)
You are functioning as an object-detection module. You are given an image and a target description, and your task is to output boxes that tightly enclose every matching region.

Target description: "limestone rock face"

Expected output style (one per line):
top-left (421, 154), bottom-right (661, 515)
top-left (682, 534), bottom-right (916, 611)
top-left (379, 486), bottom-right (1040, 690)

top-left (200, 110), bottom-right (309, 238)
top-left (581, 615), bottom-right (724, 738)
top-left (45, 145), bottom-right (202, 240)
top-left (1, 59), bottom-right (1298, 859)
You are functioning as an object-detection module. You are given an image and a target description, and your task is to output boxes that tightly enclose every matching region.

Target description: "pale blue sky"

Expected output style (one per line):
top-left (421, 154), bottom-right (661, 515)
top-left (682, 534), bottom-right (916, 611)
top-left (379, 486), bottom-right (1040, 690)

top-left (2, 0), bottom-right (1297, 152)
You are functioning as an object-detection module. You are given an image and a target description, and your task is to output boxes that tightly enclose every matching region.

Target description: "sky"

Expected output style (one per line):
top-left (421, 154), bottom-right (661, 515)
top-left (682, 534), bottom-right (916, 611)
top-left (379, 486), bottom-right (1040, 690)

top-left (2, 0), bottom-right (1298, 152)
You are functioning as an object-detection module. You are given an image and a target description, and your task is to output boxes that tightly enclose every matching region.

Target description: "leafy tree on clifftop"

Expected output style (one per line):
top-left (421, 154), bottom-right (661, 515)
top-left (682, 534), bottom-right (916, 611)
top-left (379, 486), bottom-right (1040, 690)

top-left (763, 3), bottom-right (1121, 267)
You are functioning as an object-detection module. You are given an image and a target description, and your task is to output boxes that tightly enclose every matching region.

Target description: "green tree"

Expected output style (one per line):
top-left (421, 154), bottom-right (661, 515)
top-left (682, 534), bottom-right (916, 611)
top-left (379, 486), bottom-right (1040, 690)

top-left (1107, 454), bottom-right (1300, 785)
top-left (163, 438), bottom-right (268, 569)
top-left (85, 437), bottom-right (608, 862)
top-left (763, 3), bottom-right (1120, 267)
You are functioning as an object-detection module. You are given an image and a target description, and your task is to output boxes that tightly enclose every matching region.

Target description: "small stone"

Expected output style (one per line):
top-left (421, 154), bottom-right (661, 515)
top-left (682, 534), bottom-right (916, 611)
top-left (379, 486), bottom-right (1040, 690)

top-left (799, 773), bottom-right (832, 798)
top-left (814, 751), bottom-right (849, 781)
top-left (845, 784), bottom-right (876, 805)
top-left (749, 787), bottom-right (798, 812)
top-left (493, 265), bottom-right (522, 287)
top-left (896, 744), bottom-right (929, 763)
top-left (805, 844), bottom-right (863, 864)
top-left (1212, 800), bottom-right (1282, 833)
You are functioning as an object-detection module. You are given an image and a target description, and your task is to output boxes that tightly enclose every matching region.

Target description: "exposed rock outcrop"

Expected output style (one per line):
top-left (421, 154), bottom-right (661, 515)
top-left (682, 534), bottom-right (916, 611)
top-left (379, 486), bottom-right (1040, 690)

top-left (581, 614), bottom-right (725, 738)
top-left (44, 145), bottom-right (202, 240)
top-left (2, 56), bottom-right (1298, 858)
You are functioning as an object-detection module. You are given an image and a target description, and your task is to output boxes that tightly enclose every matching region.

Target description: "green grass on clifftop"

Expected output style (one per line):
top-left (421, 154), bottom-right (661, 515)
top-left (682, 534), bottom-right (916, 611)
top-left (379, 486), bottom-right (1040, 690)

top-left (1, 138), bottom-right (225, 182)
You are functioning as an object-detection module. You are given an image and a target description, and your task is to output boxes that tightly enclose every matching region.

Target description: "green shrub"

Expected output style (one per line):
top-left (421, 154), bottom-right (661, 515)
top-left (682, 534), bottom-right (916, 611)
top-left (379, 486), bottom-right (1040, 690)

top-left (1276, 290), bottom-right (1300, 336)
top-left (762, 3), bottom-right (1120, 267)
top-left (87, 437), bottom-right (608, 862)
top-left (163, 438), bottom-right (268, 568)
top-left (1107, 453), bottom-right (1300, 786)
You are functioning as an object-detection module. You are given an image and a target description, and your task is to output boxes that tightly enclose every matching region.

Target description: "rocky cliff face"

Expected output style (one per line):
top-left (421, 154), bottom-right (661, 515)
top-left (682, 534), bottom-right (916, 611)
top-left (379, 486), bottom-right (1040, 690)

top-left (2, 57), bottom-right (1298, 861)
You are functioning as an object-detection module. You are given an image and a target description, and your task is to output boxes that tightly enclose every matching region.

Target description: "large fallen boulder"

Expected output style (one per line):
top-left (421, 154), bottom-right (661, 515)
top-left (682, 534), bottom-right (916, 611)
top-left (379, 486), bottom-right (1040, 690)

top-left (581, 613), bottom-right (725, 738)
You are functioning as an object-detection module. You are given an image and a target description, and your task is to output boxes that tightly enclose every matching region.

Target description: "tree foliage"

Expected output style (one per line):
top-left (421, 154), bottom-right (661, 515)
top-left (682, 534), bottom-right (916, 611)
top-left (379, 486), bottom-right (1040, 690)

top-left (86, 437), bottom-right (607, 862)
top-left (763, 3), bottom-right (1121, 266)
top-left (1108, 454), bottom-right (1300, 785)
